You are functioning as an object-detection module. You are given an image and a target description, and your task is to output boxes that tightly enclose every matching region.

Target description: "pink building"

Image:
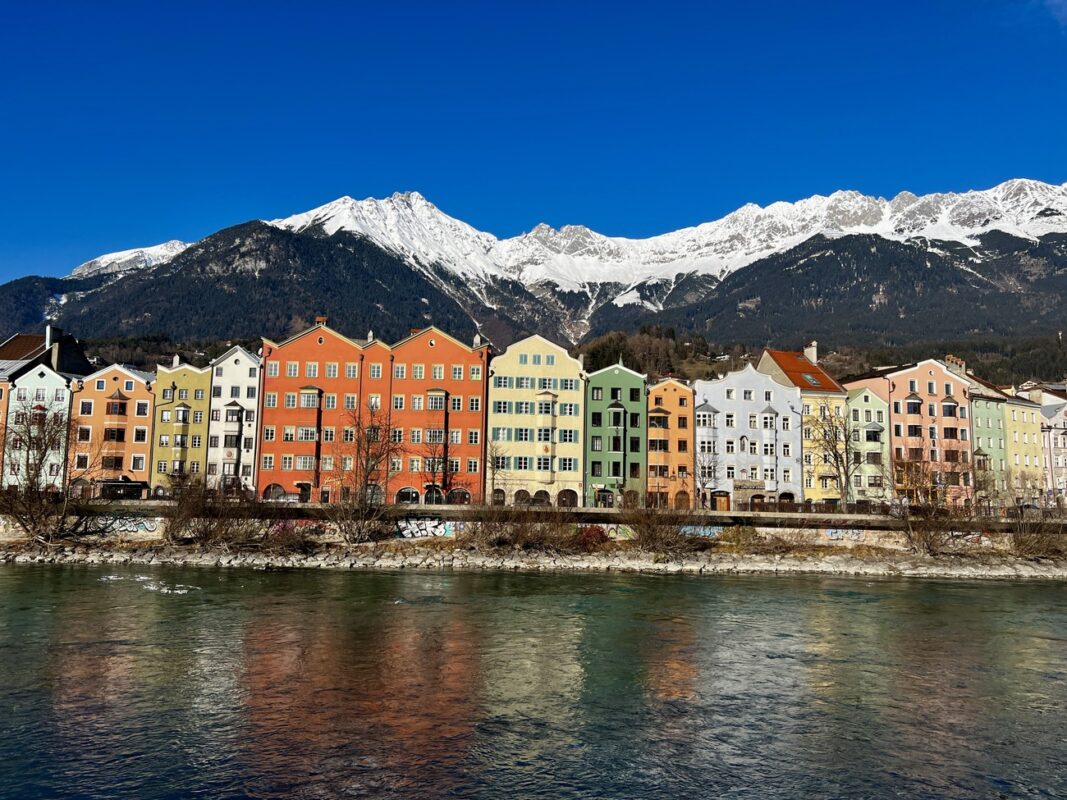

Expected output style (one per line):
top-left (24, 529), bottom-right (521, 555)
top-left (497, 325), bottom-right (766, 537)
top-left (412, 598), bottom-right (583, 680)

top-left (844, 359), bottom-right (974, 507)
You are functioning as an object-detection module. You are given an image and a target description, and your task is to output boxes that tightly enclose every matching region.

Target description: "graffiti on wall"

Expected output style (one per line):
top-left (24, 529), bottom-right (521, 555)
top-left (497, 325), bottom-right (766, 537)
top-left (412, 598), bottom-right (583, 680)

top-left (394, 518), bottom-right (464, 538)
top-left (825, 528), bottom-right (866, 542)
top-left (680, 525), bottom-right (724, 539)
top-left (96, 517), bottom-right (162, 535)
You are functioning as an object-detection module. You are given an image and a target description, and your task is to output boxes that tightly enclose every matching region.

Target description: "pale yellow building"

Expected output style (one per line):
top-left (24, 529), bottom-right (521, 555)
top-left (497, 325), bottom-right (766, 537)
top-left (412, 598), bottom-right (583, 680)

top-left (1003, 395), bottom-right (1044, 503)
top-left (486, 335), bottom-right (586, 506)
top-left (757, 342), bottom-right (848, 505)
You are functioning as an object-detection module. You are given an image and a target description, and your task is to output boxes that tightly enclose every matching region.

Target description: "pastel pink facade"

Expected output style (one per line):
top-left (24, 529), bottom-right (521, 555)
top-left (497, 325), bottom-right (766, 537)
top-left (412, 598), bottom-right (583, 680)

top-left (845, 359), bottom-right (974, 506)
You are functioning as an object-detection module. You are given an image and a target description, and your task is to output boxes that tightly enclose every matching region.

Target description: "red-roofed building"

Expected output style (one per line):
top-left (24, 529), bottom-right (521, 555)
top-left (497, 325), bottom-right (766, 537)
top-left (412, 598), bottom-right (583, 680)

top-left (757, 342), bottom-right (848, 504)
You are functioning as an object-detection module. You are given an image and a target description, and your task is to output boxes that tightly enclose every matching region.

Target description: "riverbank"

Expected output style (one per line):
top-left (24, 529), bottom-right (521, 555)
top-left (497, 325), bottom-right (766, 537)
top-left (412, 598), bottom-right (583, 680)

top-left (3, 541), bottom-right (1067, 580)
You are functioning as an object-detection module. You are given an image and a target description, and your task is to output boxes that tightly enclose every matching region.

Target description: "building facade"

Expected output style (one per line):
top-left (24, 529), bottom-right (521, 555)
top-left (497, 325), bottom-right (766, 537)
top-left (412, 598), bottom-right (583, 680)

top-left (69, 365), bottom-right (155, 499)
top-left (647, 378), bottom-right (695, 509)
top-left (1037, 399), bottom-right (1067, 507)
top-left (258, 319), bottom-right (366, 502)
top-left (382, 327), bottom-right (489, 505)
top-left (584, 363), bottom-right (647, 507)
top-left (258, 321), bottom-right (489, 505)
top-left (486, 335), bottom-right (585, 506)
top-left (845, 359), bottom-right (974, 507)
top-left (1002, 394), bottom-right (1044, 505)
top-left (206, 346), bottom-right (261, 495)
top-left (3, 364), bottom-right (74, 491)
top-left (692, 365), bottom-right (803, 510)
top-left (757, 343), bottom-right (848, 505)
top-left (845, 388), bottom-right (891, 506)
top-left (151, 357), bottom-right (211, 494)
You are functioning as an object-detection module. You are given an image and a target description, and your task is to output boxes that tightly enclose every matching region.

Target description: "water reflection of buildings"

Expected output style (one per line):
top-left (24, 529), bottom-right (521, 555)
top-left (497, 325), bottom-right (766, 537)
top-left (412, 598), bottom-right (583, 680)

top-left (238, 572), bottom-right (483, 795)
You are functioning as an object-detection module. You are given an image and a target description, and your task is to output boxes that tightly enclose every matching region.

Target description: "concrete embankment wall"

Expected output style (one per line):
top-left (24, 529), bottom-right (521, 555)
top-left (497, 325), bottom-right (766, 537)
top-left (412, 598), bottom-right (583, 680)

top-left (0, 503), bottom-right (1037, 553)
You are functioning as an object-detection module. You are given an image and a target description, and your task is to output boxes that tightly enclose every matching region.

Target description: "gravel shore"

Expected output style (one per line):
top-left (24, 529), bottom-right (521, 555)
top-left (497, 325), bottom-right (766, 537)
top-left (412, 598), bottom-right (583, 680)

top-left (3, 543), bottom-right (1066, 581)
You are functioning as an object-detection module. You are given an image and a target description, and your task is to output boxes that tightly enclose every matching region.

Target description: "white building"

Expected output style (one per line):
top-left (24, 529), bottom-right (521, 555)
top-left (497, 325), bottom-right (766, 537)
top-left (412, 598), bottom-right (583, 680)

top-left (206, 346), bottom-right (261, 494)
top-left (692, 364), bottom-right (803, 510)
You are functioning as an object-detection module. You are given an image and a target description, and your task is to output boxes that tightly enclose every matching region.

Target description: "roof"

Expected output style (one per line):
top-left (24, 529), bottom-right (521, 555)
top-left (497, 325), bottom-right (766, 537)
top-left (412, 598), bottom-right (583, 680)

top-left (762, 349), bottom-right (845, 393)
top-left (0, 334), bottom-right (45, 361)
top-left (586, 362), bottom-right (647, 381)
top-left (209, 344), bottom-right (259, 366)
top-left (83, 363), bottom-right (155, 385)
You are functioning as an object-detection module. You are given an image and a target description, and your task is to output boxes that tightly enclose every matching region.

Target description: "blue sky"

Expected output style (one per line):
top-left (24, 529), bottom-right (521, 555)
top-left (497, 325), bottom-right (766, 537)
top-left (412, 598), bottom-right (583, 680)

top-left (1, 0), bottom-right (1065, 279)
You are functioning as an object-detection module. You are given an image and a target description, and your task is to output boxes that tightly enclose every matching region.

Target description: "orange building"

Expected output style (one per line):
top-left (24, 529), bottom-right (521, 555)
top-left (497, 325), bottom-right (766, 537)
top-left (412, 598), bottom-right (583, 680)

top-left (69, 364), bottom-right (155, 499)
top-left (386, 327), bottom-right (489, 505)
top-left (258, 318), bottom-right (365, 502)
top-left (257, 319), bottom-right (489, 504)
top-left (647, 378), bottom-right (695, 509)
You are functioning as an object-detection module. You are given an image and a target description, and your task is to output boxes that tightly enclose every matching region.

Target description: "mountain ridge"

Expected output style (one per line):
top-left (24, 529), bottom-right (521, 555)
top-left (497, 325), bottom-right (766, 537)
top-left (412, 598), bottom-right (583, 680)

top-left (5, 177), bottom-right (1064, 350)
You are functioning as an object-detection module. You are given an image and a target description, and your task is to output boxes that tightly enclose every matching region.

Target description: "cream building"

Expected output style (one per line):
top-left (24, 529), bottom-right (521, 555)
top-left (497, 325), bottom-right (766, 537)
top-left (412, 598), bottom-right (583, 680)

top-left (486, 335), bottom-right (586, 506)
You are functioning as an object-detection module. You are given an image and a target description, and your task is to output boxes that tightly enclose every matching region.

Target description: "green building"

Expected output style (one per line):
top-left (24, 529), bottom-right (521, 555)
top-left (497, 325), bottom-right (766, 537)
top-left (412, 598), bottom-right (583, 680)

top-left (846, 387), bottom-right (891, 506)
top-left (584, 362), bottom-right (647, 507)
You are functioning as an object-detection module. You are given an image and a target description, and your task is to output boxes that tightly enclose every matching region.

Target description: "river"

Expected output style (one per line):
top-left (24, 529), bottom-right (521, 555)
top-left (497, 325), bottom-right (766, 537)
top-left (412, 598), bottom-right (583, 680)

top-left (1, 565), bottom-right (1065, 798)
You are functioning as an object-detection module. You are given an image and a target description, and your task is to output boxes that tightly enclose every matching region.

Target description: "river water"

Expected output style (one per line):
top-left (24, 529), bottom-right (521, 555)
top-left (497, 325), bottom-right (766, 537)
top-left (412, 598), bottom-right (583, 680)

top-left (1, 565), bottom-right (1065, 799)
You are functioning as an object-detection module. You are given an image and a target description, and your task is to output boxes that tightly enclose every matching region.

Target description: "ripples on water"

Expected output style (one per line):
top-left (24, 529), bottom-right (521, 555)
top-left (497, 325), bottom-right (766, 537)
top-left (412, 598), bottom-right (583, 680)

top-left (0, 566), bottom-right (1065, 799)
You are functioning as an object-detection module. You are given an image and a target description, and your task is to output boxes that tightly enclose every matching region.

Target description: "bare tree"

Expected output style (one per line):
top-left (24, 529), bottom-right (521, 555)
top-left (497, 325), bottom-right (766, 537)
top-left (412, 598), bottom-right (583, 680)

top-left (163, 474), bottom-right (262, 549)
top-left (0, 397), bottom-right (103, 543)
top-left (695, 445), bottom-right (720, 509)
top-left (420, 434), bottom-right (469, 504)
top-left (890, 457), bottom-right (971, 556)
top-left (485, 438), bottom-right (511, 505)
top-left (322, 406), bottom-right (401, 542)
top-left (809, 402), bottom-right (860, 506)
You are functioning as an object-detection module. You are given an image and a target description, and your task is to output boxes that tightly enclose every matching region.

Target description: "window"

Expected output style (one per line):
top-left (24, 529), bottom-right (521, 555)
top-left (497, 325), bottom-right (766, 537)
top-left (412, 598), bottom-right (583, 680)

top-left (300, 392), bottom-right (318, 408)
top-left (286, 362), bottom-right (299, 378)
top-left (427, 394), bottom-right (445, 411)
top-left (452, 366), bottom-right (463, 380)
top-left (451, 396), bottom-right (463, 412)
top-left (346, 363), bottom-right (358, 379)
top-left (537, 456), bottom-right (552, 471)
top-left (591, 435), bottom-right (603, 452)
top-left (412, 364), bottom-right (424, 380)
top-left (267, 362), bottom-right (279, 377)
top-left (469, 397), bottom-right (480, 412)
top-left (370, 363), bottom-right (382, 379)
top-left (470, 366), bottom-right (481, 381)
top-left (468, 429), bottom-right (480, 445)
top-left (630, 388), bottom-right (640, 403)
top-left (432, 365), bottom-right (444, 380)
top-left (394, 364), bottom-right (406, 379)
top-left (393, 395), bottom-right (405, 410)
top-left (743, 390), bottom-right (753, 401)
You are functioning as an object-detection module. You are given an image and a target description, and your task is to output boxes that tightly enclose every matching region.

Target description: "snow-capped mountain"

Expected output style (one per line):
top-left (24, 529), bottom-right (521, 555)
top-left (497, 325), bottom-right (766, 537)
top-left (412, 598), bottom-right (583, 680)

top-left (265, 178), bottom-right (1067, 297)
top-left (69, 240), bottom-right (191, 278)
top-left (28, 177), bottom-right (1067, 349)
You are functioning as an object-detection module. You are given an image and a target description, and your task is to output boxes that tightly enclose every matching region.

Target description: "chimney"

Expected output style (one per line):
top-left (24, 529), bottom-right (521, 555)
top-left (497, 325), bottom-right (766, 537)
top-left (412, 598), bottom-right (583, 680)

top-left (943, 354), bottom-right (966, 376)
top-left (314, 315), bottom-right (328, 326)
top-left (804, 340), bottom-right (818, 364)
top-left (44, 324), bottom-right (53, 349)
top-left (410, 327), bottom-right (421, 336)
top-left (1029, 389), bottom-right (1044, 404)
top-left (172, 354), bottom-right (181, 368)
top-left (473, 333), bottom-right (481, 347)
top-left (367, 329), bottom-right (374, 343)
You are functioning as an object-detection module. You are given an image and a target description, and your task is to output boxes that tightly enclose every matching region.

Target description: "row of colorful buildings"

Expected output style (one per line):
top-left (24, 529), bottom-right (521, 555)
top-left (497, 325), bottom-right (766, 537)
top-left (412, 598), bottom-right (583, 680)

top-left (2, 321), bottom-right (1066, 511)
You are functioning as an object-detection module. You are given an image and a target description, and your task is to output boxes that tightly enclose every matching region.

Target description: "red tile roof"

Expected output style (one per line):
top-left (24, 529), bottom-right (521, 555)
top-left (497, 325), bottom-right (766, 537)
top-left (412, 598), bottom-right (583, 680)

top-left (0, 334), bottom-right (45, 361)
top-left (763, 349), bottom-right (845, 393)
